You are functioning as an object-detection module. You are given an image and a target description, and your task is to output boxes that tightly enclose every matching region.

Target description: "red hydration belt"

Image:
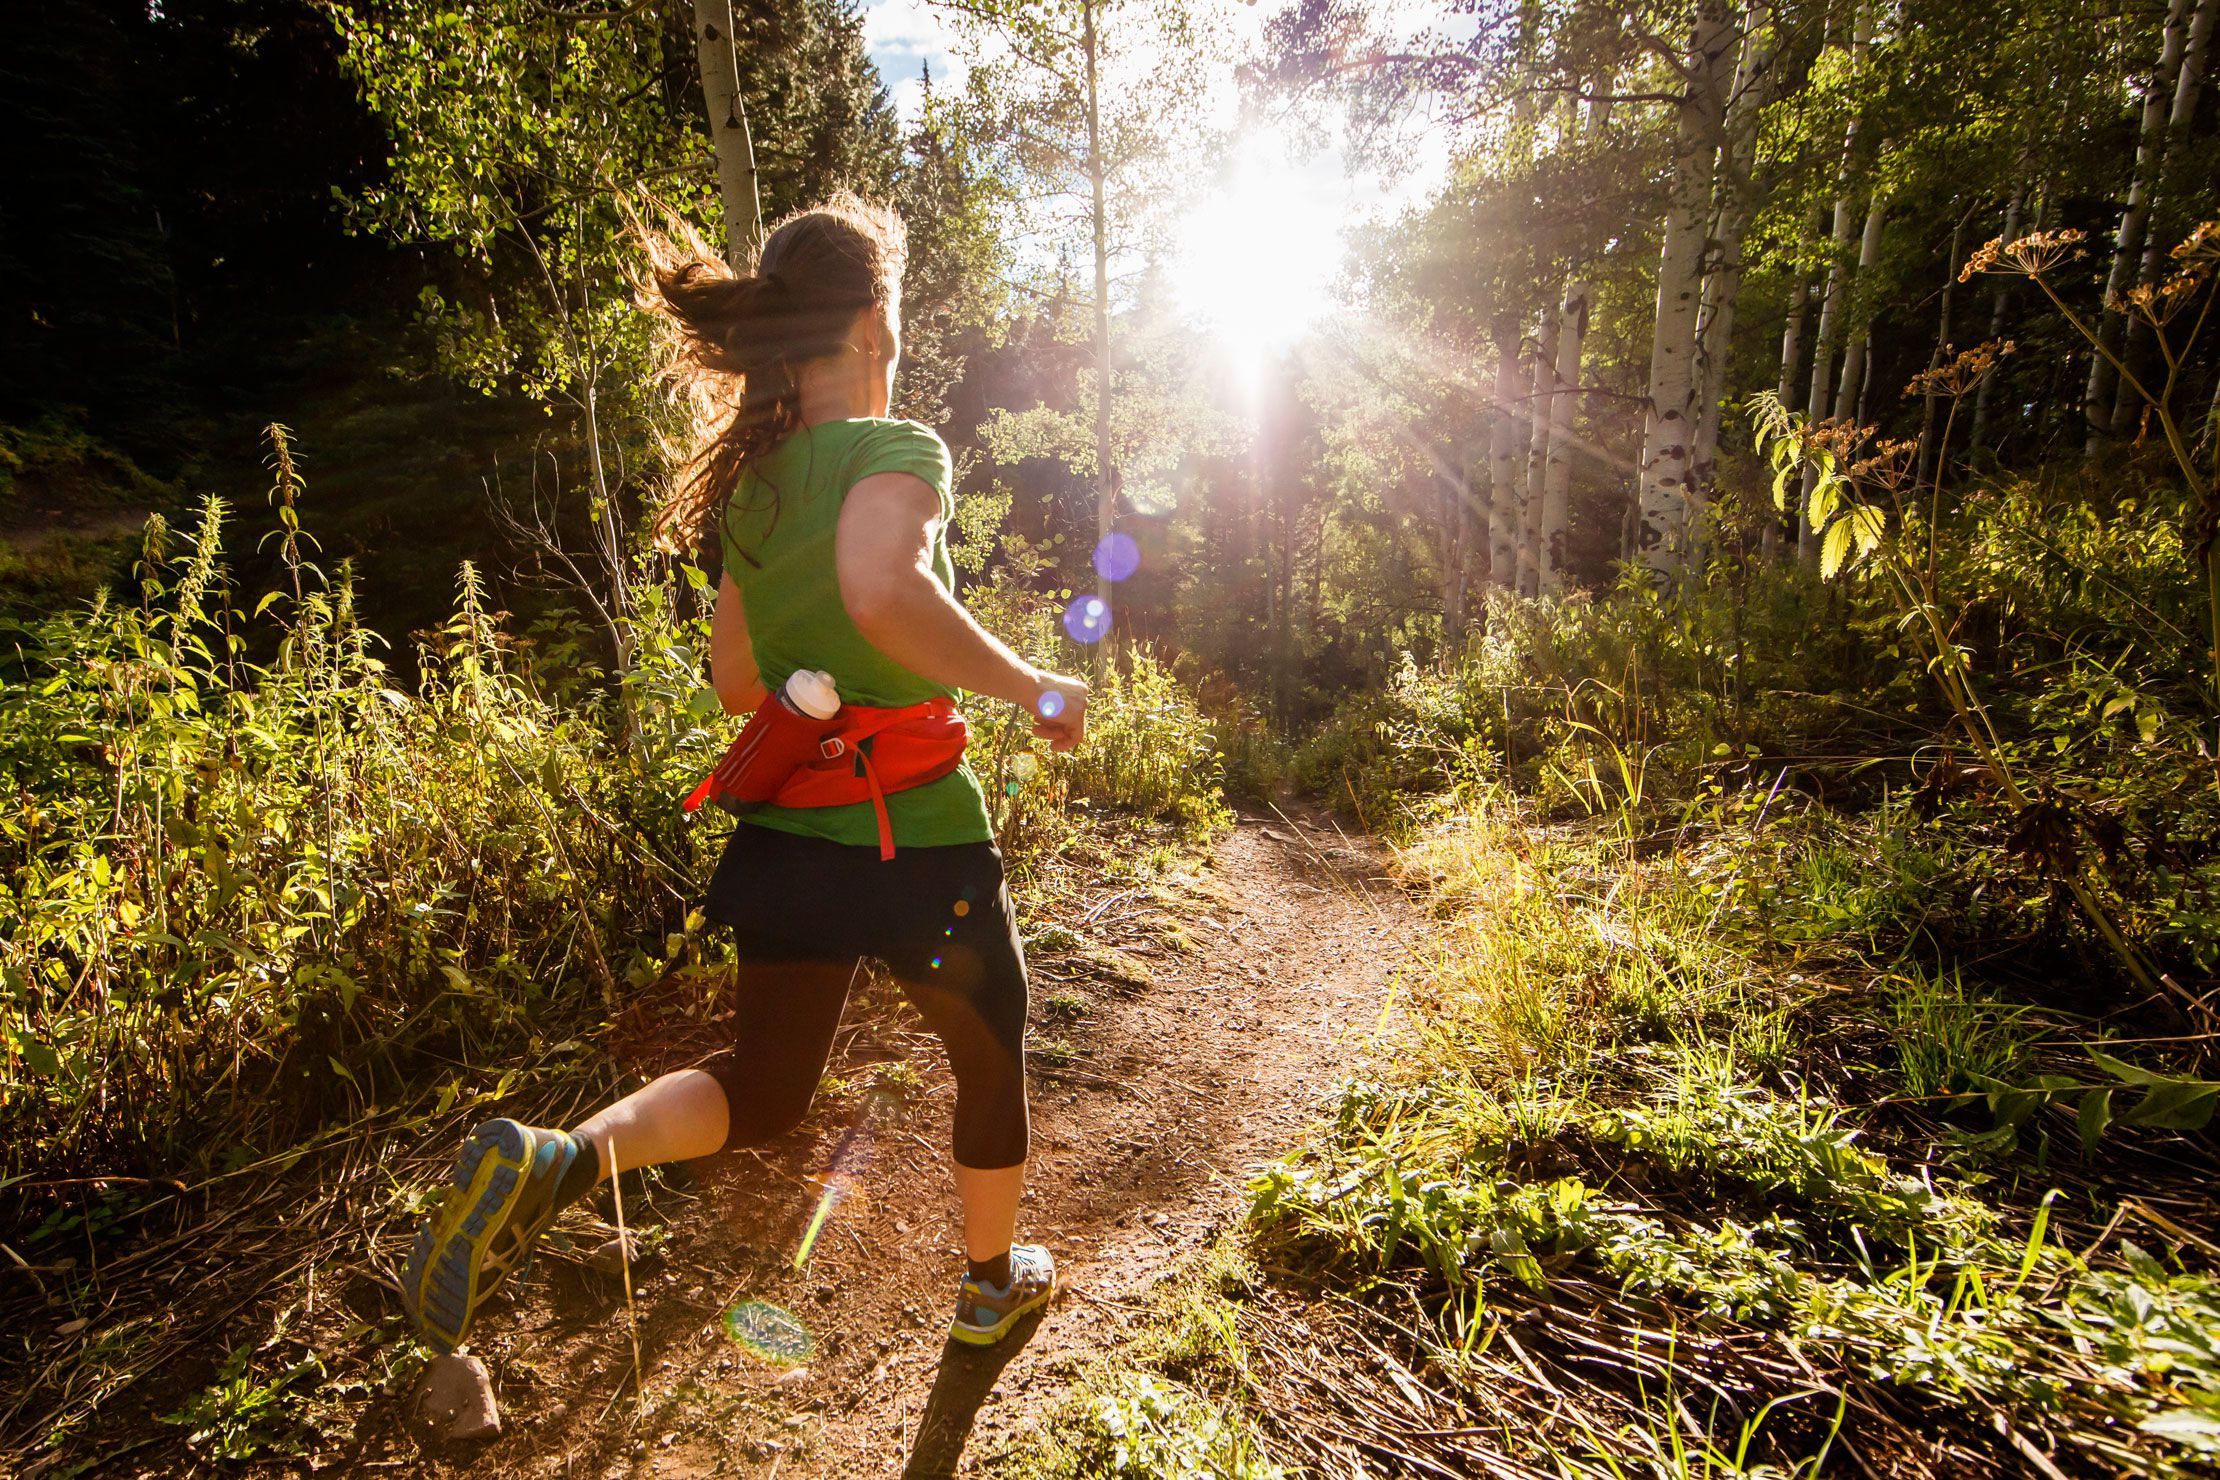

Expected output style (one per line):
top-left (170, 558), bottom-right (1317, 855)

top-left (683, 695), bottom-right (969, 860)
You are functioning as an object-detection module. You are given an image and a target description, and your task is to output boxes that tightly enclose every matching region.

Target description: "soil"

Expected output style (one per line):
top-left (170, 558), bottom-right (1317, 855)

top-left (381, 809), bottom-right (1419, 1477)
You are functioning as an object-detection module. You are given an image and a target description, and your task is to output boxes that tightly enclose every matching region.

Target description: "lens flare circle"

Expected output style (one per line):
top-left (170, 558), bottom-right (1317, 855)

top-left (1093, 532), bottom-right (1141, 583)
top-left (724, 1300), bottom-right (814, 1364)
top-left (1061, 595), bottom-right (1110, 645)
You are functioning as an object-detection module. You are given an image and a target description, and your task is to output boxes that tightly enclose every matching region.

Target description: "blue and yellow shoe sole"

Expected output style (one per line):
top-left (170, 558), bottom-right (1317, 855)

top-left (949, 1265), bottom-right (1056, 1346)
top-left (401, 1119), bottom-right (574, 1353)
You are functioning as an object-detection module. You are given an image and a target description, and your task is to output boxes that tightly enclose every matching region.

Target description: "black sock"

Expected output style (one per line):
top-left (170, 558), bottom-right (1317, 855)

top-left (553, 1132), bottom-right (600, 1211)
top-left (968, 1252), bottom-right (1012, 1290)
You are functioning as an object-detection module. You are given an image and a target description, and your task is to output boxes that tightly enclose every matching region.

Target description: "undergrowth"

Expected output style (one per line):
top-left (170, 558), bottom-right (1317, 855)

top-left (0, 430), bottom-right (1229, 1471)
top-left (1015, 470), bottom-right (2220, 1476)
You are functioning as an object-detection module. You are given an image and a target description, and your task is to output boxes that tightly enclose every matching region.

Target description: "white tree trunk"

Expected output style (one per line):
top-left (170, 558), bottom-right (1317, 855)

top-left (1487, 322), bottom-right (1523, 587)
top-left (1082, 0), bottom-right (1116, 608)
top-left (1691, 0), bottom-right (1776, 504)
top-left (2086, 0), bottom-right (2192, 447)
top-left (1519, 309), bottom-right (1558, 597)
top-left (1763, 271), bottom-right (1811, 562)
top-left (1798, 3), bottom-right (1871, 572)
top-left (1834, 186), bottom-right (1889, 425)
top-left (1539, 278), bottom-right (1588, 595)
top-left (1442, 477), bottom-right (1468, 655)
top-left (693, 0), bottom-right (762, 264)
top-left (2115, 0), bottom-right (2218, 431)
top-left (1636, 0), bottom-right (1735, 581)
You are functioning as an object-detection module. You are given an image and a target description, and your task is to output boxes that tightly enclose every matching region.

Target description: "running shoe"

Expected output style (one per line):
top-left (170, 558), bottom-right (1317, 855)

top-left (949, 1244), bottom-right (1056, 1346)
top-left (402, 1119), bottom-right (581, 1352)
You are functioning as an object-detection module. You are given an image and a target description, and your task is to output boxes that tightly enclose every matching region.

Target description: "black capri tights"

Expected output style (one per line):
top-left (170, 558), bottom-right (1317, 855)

top-left (697, 825), bottom-right (1030, 1170)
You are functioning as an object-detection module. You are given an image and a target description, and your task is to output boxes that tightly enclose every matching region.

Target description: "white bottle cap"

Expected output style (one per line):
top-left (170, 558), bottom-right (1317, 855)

top-left (785, 668), bottom-right (840, 720)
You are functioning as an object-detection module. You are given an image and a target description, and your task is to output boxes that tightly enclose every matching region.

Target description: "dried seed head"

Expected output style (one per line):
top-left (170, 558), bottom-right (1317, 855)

top-left (1906, 340), bottom-right (2016, 399)
top-left (1964, 229), bottom-right (2087, 281)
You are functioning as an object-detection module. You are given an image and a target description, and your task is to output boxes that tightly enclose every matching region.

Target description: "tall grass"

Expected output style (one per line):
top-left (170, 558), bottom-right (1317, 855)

top-left (0, 439), bottom-right (1229, 1229)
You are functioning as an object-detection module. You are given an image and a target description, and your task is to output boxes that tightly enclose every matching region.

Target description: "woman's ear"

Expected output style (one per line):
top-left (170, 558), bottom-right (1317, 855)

top-left (852, 306), bottom-right (888, 361)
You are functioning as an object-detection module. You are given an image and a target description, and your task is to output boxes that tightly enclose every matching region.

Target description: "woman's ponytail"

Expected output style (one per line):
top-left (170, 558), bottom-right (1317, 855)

top-left (645, 195), bottom-right (907, 553)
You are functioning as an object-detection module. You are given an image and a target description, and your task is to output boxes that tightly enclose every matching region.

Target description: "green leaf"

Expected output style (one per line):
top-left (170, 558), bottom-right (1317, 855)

top-left (1846, 505), bottom-right (1887, 558)
top-left (2119, 1079), bottom-right (2220, 1131)
top-left (1988, 1084), bottom-right (2043, 1130)
top-left (2078, 1087), bottom-right (2112, 1156)
top-left (15, 1033), bottom-right (61, 1079)
top-left (1806, 480), bottom-right (1838, 533)
top-left (2091, 1048), bottom-right (2165, 1085)
top-left (1820, 517), bottom-right (1854, 580)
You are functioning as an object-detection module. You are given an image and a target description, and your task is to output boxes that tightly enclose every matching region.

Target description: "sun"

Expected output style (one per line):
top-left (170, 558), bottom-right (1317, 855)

top-left (1169, 130), bottom-right (1349, 355)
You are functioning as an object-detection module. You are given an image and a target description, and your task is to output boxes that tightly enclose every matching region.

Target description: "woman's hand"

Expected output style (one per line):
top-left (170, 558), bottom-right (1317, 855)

top-left (838, 475), bottom-right (1097, 746)
top-left (1026, 671), bottom-right (1090, 752)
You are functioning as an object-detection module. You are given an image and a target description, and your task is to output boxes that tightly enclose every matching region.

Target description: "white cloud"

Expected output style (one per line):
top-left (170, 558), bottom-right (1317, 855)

top-left (862, 0), bottom-right (964, 120)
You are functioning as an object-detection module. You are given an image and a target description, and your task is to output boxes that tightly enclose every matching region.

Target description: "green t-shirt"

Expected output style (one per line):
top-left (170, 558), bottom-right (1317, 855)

top-left (719, 417), bottom-right (993, 849)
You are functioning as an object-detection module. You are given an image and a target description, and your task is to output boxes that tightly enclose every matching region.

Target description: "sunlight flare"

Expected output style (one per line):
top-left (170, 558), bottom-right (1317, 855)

top-left (1170, 129), bottom-right (1349, 354)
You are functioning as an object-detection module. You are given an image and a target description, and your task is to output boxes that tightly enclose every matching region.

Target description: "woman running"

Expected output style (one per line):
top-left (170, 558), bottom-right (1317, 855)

top-left (402, 194), bottom-right (1087, 1354)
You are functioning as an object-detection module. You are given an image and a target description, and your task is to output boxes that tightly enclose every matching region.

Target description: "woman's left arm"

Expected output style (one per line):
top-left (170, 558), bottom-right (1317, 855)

top-left (710, 570), bottom-right (769, 715)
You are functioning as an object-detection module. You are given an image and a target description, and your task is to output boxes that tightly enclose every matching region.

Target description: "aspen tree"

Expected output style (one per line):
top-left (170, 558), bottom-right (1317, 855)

top-left (2086, 0), bottom-right (2192, 446)
top-left (1637, 0), bottom-right (1735, 581)
top-left (1690, 0), bottom-right (1778, 506)
top-left (2112, 0), bottom-right (2217, 433)
top-left (1488, 319), bottom-right (1524, 588)
top-left (692, 0), bottom-right (763, 263)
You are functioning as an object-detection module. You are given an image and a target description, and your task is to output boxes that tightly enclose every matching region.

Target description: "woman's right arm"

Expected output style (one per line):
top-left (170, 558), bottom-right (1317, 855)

top-left (835, 472), bottom-right (1089, 751)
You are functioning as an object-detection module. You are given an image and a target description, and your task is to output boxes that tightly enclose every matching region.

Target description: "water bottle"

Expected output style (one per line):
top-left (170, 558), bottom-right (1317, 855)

top-left (781, 669), bottom-right (840, 720)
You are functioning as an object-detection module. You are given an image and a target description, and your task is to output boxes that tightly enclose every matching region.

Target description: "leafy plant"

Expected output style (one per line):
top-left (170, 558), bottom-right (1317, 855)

top-left (160, 1345), bottom-right (325, 1461)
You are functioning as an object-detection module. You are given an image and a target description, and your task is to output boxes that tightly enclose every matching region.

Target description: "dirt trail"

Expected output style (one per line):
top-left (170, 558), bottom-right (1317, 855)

top-left (418, 811), bottom-right (1419, 1478)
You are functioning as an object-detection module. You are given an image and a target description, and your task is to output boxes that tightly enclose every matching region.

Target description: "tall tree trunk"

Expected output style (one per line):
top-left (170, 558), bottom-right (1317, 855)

top-left (1799, 3), bottom-right (1871, 572)
top-left (1835, 185), bottom-right (1889, 426)
top-left (1969, 183), bottom-right (2026, 449)
top-left (2115, 0), bottom-right (2219, 433)
top-left (1442, 477), bottom-right (1468, 656)
top-left (1082, 0), bottom-right (1116, 612)
top-left (1916, 214), bottom-right (1966, 489)
top-left (1691, 0), bottom-right (1777, 505)
top-left (2086, 0), bottom-right (2192, 448)
top-left (1487, 318), bottom-right (1523, 587)
top-left (1520, 308), bottom-right (1558, 596)
top-left (1637, 0), bottom-right (1735, 581)
top-left (692, 0), bottom-right (762, 263)
top-left (1272, 498), bottom-right (1295, 726)
top-left (1540, 277), bottom-right (1588, 595)
top-left (1765, 272), bottom-right (1811, 561)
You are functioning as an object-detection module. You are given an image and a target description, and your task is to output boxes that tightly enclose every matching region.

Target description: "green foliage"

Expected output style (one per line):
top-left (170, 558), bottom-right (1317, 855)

top-left (1027, 1372), bottom-right (1285, 1480)
top-left (955, 488), bottom-right (1228, 851)
top-left (1886, 967), bottom-right (2033, 1100)
top-left (988, 1241), bottom-right (1288, 1480)
top-left (0, 432), bottom-right (1231, 1216)
top-left (0, 489), bottom-right (723, 1195)
top-left (1060, 650), bottom-right (1228, 833)
top-left (1247, 810), bottom-right (2220, 1471)
top-left (160, 1345), bottom-right (327, 1461)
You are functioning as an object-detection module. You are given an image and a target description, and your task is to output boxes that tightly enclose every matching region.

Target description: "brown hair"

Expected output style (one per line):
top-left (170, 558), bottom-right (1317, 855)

top-left (646, 193), bottom-right (908, 552)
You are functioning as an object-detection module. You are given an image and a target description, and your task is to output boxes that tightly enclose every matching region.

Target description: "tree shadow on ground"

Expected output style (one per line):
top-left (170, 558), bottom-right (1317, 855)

top-left (900, 1312), bottom-right (1049, 1478)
